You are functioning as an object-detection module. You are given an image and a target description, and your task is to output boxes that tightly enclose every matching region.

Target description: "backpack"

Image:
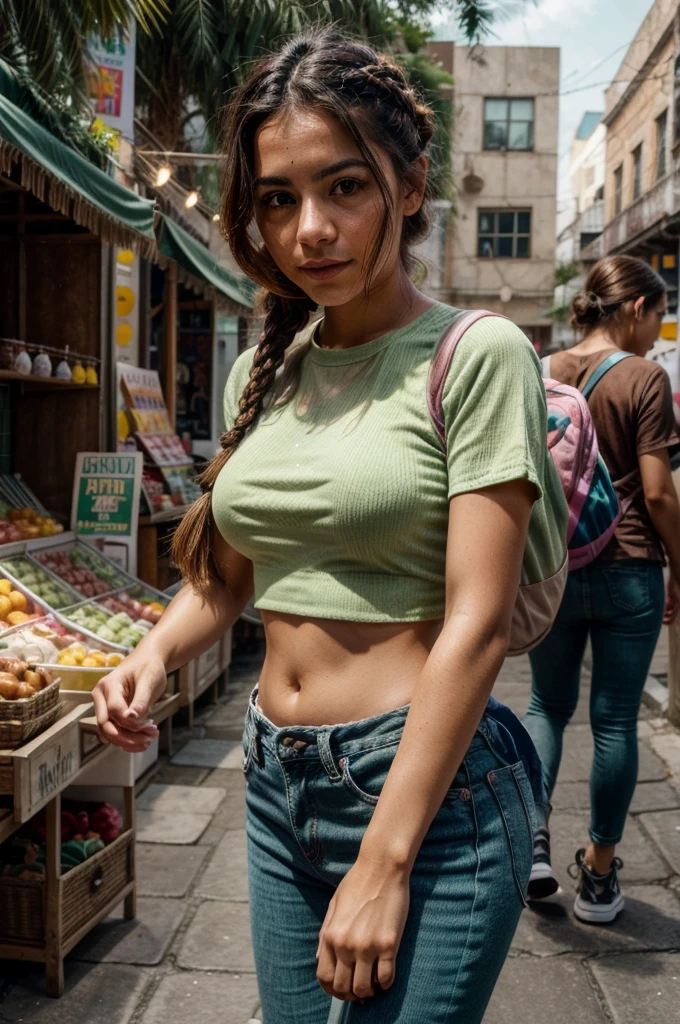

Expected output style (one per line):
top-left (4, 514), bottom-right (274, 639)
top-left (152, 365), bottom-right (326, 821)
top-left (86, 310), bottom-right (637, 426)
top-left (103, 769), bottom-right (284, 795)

top-left (427, 309), bottom-right (631, 655)
top-left (539, 349), bottom-right (636, 570)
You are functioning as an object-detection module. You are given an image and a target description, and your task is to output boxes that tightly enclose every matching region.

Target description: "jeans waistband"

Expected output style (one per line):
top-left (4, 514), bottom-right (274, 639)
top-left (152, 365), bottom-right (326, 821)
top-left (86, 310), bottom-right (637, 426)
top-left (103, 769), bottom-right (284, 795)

top-left (245, 687), bottom-right (502, 778)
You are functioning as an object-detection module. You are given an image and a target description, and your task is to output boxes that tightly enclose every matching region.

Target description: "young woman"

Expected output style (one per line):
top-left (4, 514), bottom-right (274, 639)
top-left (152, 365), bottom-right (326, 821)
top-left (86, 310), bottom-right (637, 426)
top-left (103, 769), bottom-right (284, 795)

top-left (525, 255), bottom-right (680, 923)
top-left (93, 29), bottom-right (566, 1022)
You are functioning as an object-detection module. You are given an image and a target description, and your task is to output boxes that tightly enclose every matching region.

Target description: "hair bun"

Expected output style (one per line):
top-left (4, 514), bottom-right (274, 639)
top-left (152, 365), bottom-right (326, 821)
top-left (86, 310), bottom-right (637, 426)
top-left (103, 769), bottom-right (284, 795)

top-left (570, 290), bottom-right (604, 329)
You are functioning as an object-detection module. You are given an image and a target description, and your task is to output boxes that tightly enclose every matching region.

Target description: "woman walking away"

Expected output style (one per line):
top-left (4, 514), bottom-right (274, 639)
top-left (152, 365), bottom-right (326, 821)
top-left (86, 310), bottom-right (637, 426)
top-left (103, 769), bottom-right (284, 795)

top-left (525, 255), bottom-right (680, 923)
top-left (93, 28), bottom-right (567, 1023)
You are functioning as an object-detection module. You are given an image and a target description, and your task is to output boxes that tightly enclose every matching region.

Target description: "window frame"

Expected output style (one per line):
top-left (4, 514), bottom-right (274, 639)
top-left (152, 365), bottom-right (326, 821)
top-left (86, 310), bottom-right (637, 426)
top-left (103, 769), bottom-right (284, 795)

top-left (477, 209), bottom-right (532, 260)
top-left (632, 144), bottom-right (643, 202)
top-left (483, 98), bottom-right (535, 152)
top-left (614, 164), bottom-right (623, 217)
top-left (656, 109), bottom-right (668, 180)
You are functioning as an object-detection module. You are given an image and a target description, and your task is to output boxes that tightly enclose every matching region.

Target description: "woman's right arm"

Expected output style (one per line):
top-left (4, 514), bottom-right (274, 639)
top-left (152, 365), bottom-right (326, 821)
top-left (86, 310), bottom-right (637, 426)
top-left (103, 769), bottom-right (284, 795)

top-left (640, 448), bottom-right (680, 623)
top-left (92, 529), bottom-right (254, 751)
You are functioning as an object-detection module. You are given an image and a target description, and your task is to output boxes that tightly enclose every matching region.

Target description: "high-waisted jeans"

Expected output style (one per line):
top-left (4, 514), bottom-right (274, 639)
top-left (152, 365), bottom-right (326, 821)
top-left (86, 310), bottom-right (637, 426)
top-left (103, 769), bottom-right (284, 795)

top-left (525, 559), bottom-right (665, 845)
top-left (243, 690), bottom-right (538, 1024)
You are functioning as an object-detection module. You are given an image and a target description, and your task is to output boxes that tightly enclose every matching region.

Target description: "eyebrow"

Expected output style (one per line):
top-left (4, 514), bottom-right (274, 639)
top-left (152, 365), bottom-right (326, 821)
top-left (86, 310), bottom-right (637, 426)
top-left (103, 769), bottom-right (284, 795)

top-left (253, 158), bottom-right (370, 189)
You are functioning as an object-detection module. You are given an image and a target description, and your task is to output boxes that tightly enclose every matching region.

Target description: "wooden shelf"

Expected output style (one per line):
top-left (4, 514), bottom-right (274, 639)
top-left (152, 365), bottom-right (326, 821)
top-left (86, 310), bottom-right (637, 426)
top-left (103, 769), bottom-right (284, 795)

top-left (139, 505), bottom-right (191, 525)
top-left (0, 370), bottom-right (99, 391)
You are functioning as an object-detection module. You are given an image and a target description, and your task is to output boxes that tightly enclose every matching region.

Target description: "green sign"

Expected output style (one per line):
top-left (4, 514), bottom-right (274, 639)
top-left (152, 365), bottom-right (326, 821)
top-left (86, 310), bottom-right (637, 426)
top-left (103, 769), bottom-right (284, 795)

top-left (72, 452), bottom-right (142, 537)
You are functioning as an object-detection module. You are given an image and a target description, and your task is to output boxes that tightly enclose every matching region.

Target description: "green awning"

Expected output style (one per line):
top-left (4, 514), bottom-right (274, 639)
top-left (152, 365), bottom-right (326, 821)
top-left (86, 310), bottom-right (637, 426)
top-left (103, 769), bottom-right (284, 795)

top-left (0, 88), bottom-right (156, 256)
top-left (156, 213), bottom-right (254, 311)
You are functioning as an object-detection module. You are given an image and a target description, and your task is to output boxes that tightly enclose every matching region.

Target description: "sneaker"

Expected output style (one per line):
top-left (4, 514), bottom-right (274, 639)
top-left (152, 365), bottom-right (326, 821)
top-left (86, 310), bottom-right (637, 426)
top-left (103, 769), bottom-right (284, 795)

top-left (570, 848), bottom-right (624, 924)
top-left (527, 826), bottom-right (560, 900)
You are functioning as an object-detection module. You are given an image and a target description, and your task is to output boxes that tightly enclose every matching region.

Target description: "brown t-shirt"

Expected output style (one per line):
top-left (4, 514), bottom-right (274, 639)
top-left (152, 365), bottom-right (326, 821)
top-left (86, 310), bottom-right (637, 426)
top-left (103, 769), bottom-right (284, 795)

top-left (549, 350), bottom-right (680, 563)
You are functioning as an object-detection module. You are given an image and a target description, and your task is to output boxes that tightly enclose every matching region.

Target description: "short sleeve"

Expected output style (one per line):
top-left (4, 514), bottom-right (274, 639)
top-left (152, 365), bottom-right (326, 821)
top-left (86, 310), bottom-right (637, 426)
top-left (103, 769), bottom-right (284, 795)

top-left (222, 348), bottom-right (256, 431)
top-left (635, 364), bottom-right (680, 457)
top-left (442, 317), bottom-right (546, 501)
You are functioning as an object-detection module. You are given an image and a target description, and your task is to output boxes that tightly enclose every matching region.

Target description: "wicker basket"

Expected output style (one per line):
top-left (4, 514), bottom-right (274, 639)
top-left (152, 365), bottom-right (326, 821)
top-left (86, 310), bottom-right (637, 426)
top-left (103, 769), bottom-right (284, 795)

top-left (0, 678), bottom-right (61, 750)
top-left (0, 829), bottom-right (134, 946)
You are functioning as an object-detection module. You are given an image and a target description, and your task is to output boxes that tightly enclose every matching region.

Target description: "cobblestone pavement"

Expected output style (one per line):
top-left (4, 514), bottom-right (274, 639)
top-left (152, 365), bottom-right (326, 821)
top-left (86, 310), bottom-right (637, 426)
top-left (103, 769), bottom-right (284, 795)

top-left (1, 644), bottom-right (679, 1023)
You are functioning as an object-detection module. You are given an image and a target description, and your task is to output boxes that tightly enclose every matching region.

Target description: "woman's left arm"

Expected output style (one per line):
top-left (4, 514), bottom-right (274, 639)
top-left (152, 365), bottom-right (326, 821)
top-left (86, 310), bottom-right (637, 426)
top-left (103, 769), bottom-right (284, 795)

top-left (316, 476), bottom-right (535, 1003)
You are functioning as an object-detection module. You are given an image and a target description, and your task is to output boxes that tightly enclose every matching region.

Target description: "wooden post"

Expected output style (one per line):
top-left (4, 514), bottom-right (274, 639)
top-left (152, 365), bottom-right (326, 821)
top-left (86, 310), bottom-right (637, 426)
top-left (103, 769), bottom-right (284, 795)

top-left (17, 192), bottom-right (26, 341)
top-left (163, 261), bottom-right (178, 431)
top-left (123, 786), bottom-right (136, 920)
top-left (45, 793), bottom-right (64, 998)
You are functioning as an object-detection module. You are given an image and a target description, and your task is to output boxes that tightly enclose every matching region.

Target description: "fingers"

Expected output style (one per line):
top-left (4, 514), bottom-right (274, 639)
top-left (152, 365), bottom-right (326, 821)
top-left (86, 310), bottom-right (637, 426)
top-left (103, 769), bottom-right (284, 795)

top-left (124, 669), bottom-right (164, 724)
top-left (98, 718), bottom-right (155, 753)
top-left (376, 954), bottom-right (396, 991)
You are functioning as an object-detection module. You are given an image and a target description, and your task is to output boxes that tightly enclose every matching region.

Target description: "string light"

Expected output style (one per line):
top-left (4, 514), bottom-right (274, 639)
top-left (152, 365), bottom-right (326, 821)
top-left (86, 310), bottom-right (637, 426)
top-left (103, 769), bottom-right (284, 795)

top-left (185, 190), bottom-right (199, 209)
top-left (155, 164), bottom-right (172, 187)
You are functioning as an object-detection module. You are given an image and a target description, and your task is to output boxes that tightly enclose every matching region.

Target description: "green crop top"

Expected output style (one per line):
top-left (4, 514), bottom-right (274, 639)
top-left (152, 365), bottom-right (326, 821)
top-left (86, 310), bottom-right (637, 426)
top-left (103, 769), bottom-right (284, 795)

top-left (212, 303), bottom-right (566, 622)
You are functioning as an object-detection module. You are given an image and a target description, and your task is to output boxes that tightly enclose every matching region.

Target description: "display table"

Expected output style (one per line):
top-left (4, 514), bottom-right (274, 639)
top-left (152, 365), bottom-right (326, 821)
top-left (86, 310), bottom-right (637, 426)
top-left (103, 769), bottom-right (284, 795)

top-left (0, 693), bottom-right (179, 997)
top-left (179, 628), bottom-right (232, 730)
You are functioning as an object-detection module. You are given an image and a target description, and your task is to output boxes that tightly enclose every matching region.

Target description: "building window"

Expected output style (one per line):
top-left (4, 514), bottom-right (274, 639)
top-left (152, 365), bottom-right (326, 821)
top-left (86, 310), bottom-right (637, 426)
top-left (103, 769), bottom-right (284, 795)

top-left (478, 210), bottom-right (531, 258)
top-left (656, 110), bottom-right (668, 179)
top-left (484, 99), bottom-right (534, 151)
top-left (614, 164), bottom-right (623, 216)
top-left (632, 145), bottom-right (643, 201)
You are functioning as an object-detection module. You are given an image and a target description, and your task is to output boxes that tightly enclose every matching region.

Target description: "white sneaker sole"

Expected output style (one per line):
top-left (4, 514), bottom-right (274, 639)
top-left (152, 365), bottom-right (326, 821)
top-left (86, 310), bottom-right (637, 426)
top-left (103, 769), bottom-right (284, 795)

top-left (573, 891), bottom-right (624, 924)
top-left (527, 861), bottom-right (560, 900)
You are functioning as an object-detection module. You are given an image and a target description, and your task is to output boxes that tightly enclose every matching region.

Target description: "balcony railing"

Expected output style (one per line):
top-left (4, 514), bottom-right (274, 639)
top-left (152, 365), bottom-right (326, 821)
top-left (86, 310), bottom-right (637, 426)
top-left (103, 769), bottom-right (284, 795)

top-left (580, 199), bottom-right (604, 235)
top-left (604, 172), bottom-right (677, 254)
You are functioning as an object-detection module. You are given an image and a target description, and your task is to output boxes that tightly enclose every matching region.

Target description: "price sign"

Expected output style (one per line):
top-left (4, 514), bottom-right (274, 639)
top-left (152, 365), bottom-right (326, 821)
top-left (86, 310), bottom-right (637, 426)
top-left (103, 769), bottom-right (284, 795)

top-left (71, 453), bottom-right (143, 573)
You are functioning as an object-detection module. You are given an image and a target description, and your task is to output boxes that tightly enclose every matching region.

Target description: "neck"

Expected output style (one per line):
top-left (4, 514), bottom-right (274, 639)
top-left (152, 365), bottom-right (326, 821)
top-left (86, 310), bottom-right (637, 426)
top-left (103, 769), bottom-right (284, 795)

top-left (318, 266), bottom-right (434, 350)
top-left (574, 326), bottom-right (630, 354)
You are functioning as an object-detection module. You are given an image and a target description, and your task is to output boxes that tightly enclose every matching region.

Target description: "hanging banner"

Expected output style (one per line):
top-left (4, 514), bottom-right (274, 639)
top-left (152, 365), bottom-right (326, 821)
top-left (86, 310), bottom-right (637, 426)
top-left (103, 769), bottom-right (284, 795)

top-left (71, 452), bottom-right (143, 573)
top-left (87, 21), bottom-right (136, 141)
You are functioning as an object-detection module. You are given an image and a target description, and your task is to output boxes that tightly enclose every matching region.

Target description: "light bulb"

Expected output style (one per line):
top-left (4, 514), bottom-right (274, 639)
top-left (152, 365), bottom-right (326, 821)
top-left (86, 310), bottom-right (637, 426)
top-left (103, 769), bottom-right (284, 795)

top-left (212, 213), bottom-right (220, 222)
top-left (155, 165), bottom-right (172, 187)
top-left (185, 191), bottom-right (199, 209)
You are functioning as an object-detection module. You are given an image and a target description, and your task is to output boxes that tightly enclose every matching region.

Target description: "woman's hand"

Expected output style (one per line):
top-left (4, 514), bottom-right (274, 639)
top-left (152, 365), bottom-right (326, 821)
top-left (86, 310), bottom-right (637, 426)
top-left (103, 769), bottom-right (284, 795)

top-left (91, 653), bottom-right (167, 752)
top-left (663, 575), bottom-right (680, 625)
top-left (316, 856), bottom-right (409, 1002)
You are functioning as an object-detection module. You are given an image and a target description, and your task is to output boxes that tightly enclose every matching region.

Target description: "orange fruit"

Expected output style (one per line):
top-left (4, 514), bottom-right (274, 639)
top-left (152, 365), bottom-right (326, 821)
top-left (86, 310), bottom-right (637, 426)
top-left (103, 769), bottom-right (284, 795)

top-left (0, 595), bottom-right (12, 620)
top-left (7, 611), bottom-right (30, 625)
top-left (0, 580), bottom-right (11, 596)
top-left (9, 591), bottom-right (27, 612)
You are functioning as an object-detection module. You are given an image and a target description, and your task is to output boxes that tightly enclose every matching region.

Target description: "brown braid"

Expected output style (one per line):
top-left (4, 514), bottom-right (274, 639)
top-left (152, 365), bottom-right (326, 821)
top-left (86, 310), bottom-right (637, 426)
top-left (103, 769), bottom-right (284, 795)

top-left (171, 291), bottom-right (314, 590)
top-left (172, 27), bottom-right (438, 593)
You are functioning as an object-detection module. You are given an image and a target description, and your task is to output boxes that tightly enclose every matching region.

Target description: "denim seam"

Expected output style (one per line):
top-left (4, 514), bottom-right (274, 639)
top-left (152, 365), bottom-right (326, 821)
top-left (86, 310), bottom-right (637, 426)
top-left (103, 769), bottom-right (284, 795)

top-left (443, 759), bottom-right (480, 1024)
top-left (511, 762), bottom-right (538, 837)
top-left (340, 759), bottom-right (380, 805)
top-left (487, 767), bottom-right (530, 909)
top-left (276, 756), bottom-right (330, 885)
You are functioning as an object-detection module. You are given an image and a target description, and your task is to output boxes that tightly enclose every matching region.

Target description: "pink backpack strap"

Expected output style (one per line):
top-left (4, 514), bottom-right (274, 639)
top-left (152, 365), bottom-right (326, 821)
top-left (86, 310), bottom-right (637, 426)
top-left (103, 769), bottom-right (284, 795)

top-left (427, 310), bottom-right (509, 444)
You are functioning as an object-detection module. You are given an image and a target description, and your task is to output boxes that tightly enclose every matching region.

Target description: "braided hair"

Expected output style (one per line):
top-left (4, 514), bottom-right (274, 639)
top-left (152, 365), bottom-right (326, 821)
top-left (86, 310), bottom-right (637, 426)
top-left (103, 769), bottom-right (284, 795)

top-left (173, 27), bottom-right (437, 591)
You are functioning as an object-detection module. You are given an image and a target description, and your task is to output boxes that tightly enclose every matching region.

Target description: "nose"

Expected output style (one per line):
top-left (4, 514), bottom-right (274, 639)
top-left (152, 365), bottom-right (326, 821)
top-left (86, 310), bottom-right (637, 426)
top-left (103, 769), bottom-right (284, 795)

top-left (296, 196), bottom-right (336, 249)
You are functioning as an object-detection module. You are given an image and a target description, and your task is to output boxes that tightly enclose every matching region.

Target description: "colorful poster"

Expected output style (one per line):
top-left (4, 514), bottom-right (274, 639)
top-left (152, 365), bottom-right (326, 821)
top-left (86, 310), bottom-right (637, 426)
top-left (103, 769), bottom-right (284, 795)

top-left (117, 364), bottom-right (173, 441)
top-left (87, 21), bottom-right (136, 140)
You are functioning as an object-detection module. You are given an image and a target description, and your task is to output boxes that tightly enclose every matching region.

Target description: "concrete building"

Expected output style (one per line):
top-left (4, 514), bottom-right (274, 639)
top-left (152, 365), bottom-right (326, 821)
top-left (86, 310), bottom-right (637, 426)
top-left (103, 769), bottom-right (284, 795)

top-left (426, 42), bottom-right (560, 352)
top-left (553, 112), bottom-right (606, 349)
top-left (581, 0), bottom-right (680, 335)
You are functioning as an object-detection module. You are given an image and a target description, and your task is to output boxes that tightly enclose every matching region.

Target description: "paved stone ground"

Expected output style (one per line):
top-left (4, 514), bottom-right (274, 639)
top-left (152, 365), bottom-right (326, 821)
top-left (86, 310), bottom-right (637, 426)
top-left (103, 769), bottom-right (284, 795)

top-left (1, 645), bottom-right (679, 1023)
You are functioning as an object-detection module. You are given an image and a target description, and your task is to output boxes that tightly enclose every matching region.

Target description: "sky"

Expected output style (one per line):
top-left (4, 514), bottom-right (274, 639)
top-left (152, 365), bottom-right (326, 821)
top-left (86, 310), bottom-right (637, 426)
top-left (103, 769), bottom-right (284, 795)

top-left (432, 0), bottom-right (653, 223)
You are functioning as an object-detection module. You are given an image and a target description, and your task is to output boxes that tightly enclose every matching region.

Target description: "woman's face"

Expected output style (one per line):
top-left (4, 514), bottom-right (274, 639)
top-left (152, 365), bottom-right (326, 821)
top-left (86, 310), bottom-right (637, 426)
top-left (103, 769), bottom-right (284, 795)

top-left (252, 108), bottom-right (422, 306)
top-left (632, 295), bottom-right (667, 355)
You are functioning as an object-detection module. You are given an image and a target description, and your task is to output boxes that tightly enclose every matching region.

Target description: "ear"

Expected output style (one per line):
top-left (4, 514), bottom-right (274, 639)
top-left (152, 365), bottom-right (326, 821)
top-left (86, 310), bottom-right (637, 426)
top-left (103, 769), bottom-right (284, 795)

top-left (633, 295), bottom-right (646, 320)
top-left (403, 155), bottom-right (429, 216)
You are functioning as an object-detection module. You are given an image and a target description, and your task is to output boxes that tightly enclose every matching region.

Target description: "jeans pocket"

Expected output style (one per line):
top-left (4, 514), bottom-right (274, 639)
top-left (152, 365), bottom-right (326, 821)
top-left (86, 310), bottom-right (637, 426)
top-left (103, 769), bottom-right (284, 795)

top-left (602, 565), bottom-right (651, 614)
top-left (339, 742), bottom-right (399, 805)
top-left (242, 723), bottom-right (255, 778)
top-left (487, 761), bottom-right (536, 908)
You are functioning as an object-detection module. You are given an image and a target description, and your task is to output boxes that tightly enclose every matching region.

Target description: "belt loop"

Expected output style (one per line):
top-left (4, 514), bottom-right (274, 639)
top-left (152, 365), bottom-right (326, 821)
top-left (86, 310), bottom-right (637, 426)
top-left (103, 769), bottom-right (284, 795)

top-left (317, 729), bottom-right (341, 781)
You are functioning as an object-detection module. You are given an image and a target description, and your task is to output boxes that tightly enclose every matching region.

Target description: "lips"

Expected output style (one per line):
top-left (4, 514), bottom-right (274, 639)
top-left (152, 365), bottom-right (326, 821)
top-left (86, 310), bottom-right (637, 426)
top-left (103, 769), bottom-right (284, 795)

top-left (299, 260), bottom-right (351, 282)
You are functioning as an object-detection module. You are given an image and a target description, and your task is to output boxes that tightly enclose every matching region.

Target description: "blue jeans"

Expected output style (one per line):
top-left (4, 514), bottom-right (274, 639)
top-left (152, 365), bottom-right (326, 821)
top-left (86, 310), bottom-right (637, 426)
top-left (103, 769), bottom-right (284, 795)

top-left (243, 690), bottom-right (537, 1023)
top-left (525, 559), bottom-right (665, 845)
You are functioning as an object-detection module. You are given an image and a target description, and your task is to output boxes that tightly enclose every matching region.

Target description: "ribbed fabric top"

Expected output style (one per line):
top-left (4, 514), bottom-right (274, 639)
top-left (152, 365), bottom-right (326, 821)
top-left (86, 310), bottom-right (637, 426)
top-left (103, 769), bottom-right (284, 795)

top-left (212, 303), bottom-right (566, 622)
